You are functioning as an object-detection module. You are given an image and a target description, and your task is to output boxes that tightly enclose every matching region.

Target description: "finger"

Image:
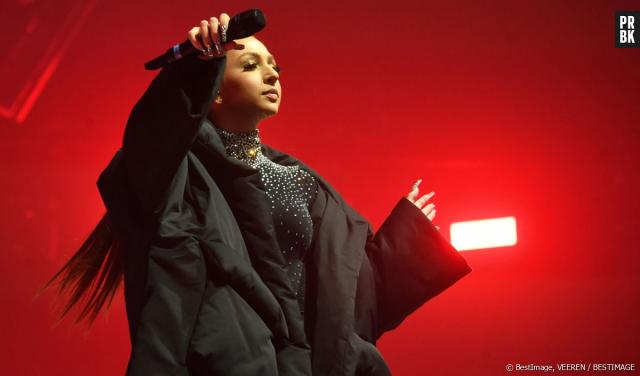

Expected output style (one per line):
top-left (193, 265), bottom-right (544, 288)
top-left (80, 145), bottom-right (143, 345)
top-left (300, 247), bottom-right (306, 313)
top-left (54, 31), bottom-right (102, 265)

top-left (219, 13), bottom-right (231, 46)
top-left (188, 27), bottom-right (204, 50)
top-left (427, 208), bottom-right (436, 221)
top-left (421, 203), bottom-right (435, 216)
top-left (209, 16), bottom-right (221, 53)
top-left (414, 191), bottom-right (435, 208)
top-left (405, 178), bottom-right (422, 202)
top-left (200, 20), bottom-right (211, 49)
top-left (219, 12), bottom-right (230, 30)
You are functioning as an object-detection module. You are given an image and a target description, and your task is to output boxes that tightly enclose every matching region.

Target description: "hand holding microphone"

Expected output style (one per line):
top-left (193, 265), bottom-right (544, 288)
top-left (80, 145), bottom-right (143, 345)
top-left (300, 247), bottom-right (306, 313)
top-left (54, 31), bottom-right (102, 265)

top-left (144, 9), bottom-right (266, 70)
top-left (187, 13), bottom-right (243, 61)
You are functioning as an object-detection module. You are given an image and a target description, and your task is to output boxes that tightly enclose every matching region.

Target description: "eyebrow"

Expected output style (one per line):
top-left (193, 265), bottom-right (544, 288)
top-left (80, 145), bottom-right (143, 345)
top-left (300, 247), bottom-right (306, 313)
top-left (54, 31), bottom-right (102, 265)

top-left (238, 52), bottom-right (276, 63)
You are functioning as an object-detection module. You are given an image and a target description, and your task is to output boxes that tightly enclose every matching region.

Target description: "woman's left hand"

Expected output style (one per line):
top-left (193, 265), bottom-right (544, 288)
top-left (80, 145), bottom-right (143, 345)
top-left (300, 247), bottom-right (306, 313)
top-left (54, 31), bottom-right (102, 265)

top-left (405, 178), bottom-right (439, 229)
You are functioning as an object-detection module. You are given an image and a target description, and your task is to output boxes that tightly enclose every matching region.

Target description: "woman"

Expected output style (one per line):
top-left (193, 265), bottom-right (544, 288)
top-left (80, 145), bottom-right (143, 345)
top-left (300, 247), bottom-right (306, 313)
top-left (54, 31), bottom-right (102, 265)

top-left (44, 12), bottom-right (472, 376)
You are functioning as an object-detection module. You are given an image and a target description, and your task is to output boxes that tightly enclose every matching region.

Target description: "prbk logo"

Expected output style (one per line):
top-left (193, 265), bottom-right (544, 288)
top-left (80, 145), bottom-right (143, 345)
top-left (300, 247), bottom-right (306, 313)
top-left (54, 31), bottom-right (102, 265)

top-left (616, 11), bottom-right (639, 47)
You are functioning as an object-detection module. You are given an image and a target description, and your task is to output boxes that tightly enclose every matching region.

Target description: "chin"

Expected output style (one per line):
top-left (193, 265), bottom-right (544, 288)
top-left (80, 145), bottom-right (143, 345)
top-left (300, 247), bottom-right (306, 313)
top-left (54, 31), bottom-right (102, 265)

top-left (261, 104), bottom-right (280, 118)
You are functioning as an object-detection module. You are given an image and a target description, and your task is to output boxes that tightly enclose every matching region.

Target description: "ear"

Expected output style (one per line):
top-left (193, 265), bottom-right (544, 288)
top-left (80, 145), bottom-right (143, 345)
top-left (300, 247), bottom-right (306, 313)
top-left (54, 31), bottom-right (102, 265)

top-left (214, 90), bottom-right (222, 104)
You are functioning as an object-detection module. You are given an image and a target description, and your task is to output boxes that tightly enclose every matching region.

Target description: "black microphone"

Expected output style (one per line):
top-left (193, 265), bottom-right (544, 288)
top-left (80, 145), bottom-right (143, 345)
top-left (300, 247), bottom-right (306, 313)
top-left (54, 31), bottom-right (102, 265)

top-left (144, 9), bottom-right (266, 70)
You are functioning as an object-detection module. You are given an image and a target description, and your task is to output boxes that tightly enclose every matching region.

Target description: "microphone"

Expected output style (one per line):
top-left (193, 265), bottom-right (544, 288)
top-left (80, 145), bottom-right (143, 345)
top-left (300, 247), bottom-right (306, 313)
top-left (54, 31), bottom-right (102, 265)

top-left (144, 9), bottom-right (266, 70)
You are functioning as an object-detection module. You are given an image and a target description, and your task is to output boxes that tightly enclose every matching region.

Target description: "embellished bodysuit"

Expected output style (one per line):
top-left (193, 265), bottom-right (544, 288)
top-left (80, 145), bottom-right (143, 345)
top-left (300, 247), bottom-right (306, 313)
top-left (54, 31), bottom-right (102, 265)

top-left (214, 126), bottom-right (318, 313)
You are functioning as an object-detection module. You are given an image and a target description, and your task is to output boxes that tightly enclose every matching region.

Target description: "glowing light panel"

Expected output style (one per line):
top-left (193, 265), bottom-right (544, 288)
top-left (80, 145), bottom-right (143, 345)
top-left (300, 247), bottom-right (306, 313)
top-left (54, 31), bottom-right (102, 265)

top-left (450, 216), bottom-right (517, 251)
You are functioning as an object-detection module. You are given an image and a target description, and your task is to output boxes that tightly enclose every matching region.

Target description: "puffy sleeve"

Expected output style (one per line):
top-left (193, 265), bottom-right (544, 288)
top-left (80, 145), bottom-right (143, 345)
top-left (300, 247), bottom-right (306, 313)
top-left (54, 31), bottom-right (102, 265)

top-left (98, 54), bottom-right (225, 375)
top-left (364, 197), bottom-right (472, 337)
top-left (122, 53), bottom-right (226, 215)
top-left (126, 157), bottom-right (207, 376)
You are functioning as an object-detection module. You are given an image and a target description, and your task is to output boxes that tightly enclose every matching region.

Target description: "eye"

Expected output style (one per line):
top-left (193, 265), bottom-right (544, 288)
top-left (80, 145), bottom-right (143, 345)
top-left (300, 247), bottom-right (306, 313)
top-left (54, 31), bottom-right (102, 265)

top-left (243, 62), bottom-right (258, 70)
top-left (242, 62), bottom-right (282, 74)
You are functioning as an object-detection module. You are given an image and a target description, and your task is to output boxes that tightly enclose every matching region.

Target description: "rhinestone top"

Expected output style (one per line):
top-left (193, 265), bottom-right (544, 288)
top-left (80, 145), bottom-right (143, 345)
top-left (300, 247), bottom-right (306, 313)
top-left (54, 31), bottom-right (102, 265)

top-left (214, 125), bottom-right (318, 313)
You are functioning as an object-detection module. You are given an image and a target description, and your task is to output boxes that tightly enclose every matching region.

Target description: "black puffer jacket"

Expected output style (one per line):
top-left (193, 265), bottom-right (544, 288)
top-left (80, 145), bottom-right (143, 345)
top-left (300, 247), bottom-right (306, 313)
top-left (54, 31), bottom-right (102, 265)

top-left (97, 53), bottom-right (472, 376)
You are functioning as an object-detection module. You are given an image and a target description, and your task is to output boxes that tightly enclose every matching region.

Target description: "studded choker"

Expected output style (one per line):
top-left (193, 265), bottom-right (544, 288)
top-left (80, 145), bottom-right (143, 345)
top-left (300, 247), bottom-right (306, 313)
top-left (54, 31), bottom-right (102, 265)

top-left (214, 126), bottom-right (263, 165)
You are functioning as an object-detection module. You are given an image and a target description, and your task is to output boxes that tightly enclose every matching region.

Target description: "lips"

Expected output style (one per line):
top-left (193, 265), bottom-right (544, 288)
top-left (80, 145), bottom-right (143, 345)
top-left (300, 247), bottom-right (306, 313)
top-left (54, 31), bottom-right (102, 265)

top-left (262, 89), bottom-right (279, 97)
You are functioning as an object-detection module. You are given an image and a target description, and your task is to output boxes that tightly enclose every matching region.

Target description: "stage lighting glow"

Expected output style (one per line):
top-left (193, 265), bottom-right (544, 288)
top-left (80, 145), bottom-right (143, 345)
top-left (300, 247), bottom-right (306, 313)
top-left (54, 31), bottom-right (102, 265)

top-left (450, 216), bottom-right (517, 251)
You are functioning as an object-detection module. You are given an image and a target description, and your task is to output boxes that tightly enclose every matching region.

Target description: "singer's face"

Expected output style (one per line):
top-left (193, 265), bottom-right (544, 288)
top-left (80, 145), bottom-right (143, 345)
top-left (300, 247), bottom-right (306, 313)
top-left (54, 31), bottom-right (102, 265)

top-left (216, 37), bottom-right (281, 120)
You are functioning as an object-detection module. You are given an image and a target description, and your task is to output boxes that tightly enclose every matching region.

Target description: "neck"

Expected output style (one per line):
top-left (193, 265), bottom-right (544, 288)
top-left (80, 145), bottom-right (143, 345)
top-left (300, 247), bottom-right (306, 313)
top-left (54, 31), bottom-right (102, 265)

top-left (209, 106), bottom-right (263, 133)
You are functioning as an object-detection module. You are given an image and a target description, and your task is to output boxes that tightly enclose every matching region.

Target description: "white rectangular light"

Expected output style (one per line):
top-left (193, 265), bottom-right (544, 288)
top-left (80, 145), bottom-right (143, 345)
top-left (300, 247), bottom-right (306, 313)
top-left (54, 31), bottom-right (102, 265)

top-left (450, 216), bottom-right (517, 251)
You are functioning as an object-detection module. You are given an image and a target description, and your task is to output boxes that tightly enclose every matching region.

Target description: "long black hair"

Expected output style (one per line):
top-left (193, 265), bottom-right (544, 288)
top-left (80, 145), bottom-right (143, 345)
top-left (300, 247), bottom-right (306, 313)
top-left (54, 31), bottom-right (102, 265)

top-left (37, 213), bottom-right (124, 326)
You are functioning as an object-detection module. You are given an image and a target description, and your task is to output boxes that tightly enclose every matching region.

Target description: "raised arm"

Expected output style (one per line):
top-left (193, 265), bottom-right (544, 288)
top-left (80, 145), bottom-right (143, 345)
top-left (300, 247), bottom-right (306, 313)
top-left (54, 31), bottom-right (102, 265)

top-left (117, 14), bottom-right (241, 375)
top-left (121, 55), bottom-right (222, 215)
top-left (122, 15), bottom-right (241, 215)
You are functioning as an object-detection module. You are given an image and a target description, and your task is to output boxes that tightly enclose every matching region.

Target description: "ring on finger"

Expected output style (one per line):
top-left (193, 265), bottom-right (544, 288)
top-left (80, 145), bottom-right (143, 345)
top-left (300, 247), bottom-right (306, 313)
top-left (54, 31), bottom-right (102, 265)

top-left (220, 24), bottom-right (228, 44)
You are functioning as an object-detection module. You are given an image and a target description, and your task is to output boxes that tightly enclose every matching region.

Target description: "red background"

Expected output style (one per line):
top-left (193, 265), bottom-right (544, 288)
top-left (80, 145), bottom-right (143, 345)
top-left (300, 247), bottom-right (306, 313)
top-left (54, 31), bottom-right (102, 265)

top-left (1, 0), bottom-right (639, 374)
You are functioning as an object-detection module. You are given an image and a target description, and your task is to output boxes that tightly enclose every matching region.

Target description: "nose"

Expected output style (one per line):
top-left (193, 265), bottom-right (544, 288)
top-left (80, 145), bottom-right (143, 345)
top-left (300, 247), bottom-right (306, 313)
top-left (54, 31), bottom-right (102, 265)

top-left (264, 66), bottom-right (279, 85)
